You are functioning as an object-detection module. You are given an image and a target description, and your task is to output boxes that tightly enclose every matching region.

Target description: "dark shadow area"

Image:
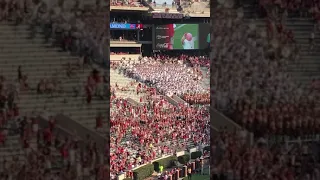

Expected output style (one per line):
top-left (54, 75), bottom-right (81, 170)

top-left (211, 0), bottom-right (320, 179)
top-left (0, 0), bottom-right (109, 179)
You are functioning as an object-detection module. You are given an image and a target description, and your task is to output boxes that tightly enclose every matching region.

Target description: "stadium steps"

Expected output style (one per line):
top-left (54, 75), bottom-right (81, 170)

top-left (0, 125), bottom-right (74, 175)
top-left (0, 22), bottom-right (107, 137)
top-left (286, 20), bottom-right (320, 82)
top-left (110, 69), bottom-right (145, 102)
top-left (0, 137), bottom-right (60, 176)
top-left (0, 118), bottom-right (38, 165)
top-left (246, 18), bottom-right (320, 85)
top-left (0, 135), bottom-right (29, 163)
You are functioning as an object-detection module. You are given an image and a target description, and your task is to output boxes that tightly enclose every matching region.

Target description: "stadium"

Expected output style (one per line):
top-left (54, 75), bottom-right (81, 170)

top-left (210, 0), bottom-right (320, 180)
top-left (0, 0), bottom-right (319, 179)
top-left (0, 0), bottom-right (109, 179)
top-left (110, 0), bottom-right (210, 180)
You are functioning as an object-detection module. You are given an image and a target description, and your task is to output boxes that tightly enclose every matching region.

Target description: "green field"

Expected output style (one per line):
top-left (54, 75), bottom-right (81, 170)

top-left (183, 167), bottom-right (210, 180)
top-left (182, 174), bottom-right (210, 180)
top-left (173, 24), bottom-right (198, 49)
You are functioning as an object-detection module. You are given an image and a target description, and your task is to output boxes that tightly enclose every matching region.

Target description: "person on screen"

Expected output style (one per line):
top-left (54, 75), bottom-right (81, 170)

top-left (181, 33), bottom-right (195, 49)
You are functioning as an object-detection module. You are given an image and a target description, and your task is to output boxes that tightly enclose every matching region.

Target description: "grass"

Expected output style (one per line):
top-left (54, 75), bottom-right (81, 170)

top-left (183, 167), bottom-right (210, 180)
top-left (173, 24), bottom-right (199, 49)
top-left (182, 174), bottom-right (210, 180)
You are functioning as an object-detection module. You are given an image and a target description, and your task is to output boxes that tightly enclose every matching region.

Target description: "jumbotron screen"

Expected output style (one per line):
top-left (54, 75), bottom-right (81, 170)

top-left (154, 24), bottom-right (210, 50)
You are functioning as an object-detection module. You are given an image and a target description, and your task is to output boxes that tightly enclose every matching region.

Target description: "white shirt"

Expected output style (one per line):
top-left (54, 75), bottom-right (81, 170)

top-left (183, 39), bottom-right (194, 49)
top-left (46, 159), bottom-right (51, 169)
top-left (311, 32), bottom-right (315, 39)
top-left (76, 161), bottom-right (82, 176)
top-left (69, 149), bottom-right (75, 164)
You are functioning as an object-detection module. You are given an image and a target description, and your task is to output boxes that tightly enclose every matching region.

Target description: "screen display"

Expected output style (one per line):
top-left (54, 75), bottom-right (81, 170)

top-left (154, 24), bottom-right (210, 50)
top-left (110, 23), bottom-right (143, 30)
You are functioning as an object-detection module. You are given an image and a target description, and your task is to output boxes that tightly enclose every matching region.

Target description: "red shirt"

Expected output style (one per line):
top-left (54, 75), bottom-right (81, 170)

top-left (167, 24), bottom-right (174, 38)
top-left (61, 146), bottom-right (68, 158)
top-left (44, 128), bottom-right (52, 142)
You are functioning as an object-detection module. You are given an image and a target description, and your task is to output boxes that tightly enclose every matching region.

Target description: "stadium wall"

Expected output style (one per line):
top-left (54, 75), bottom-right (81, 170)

top-left (38, 115), bottom-right (81, 140)
top-left (117, 146), bottom-right (209, 180)
top-left (39, 113), bottom-right (108, 154)
top-left (211, 109), bottom-right (253, 145)
top-left (165, 95), bottom-right (179, 106)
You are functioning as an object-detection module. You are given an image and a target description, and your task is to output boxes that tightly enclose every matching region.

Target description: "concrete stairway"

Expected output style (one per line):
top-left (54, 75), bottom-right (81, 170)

top-left (245, 18), bottom-right (320, 86)
top-left (285, 19), bottom-right (320, 83)
top-left (0, 24), bottom-right (73, 86)
top-left (241, 2), bottom-right (320, 85)
top-left (0, 22), bottom-right (107, 135)
top-left (0, 135), bottom-right (32, 163)
top-left (110, 69), bottom-right (145, 102)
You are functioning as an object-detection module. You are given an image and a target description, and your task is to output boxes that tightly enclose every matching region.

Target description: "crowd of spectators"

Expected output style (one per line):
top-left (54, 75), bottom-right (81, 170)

top-left (252, 0), bottom-right (320, 55)
top-left (110, 88), bottom-right (210, 178)
top-left (0, 0), bottom-right (29, 23)
top-left (212, 3), bottom-right (319, 138)
top-left (212, 129), bottom-right (320, 180)
top-left (150, 0), bottom-right (209, 13)
top-left (111, 0), bottom-right (144, 7)
top-left (122, 55), bottom-right (209, 97)
top-left (84, 69), bottom-right (107, 103)
top-left (258, 0), bottom-right (319, 17)
top-left (110, 58), bottom-right (209, 178)
top-left (0, 0), bottom-right (109, 179)
top-left (209, 2), bottom-right (320, 179)
top-left (19, 0), bottom-right (109, 65)
top-left (182, 92), bottom-right (210, 105)
top-left (1, 73), bottom-right (108, 179)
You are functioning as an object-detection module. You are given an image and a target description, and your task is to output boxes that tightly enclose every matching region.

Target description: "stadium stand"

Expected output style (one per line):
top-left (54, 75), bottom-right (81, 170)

top-left (150, 0), bottom-right (210, 14)
top-left (210, 0), bottom-right (320, 179)
top-left (110, 57), bottom-right (210, 179)
top-left (0, 0), bottom-right (109, 179)
top-left (110, 0), bottom-right (212, 178)
top-left (212, 0), bottom-right (319, 134)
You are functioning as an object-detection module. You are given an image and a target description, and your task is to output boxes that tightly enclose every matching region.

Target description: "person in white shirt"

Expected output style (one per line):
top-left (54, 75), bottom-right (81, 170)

top-left (69, 147), bottom-right (75, 165)
top-left (181, 33), bottom-right (196, 49)
top-left (76, 159), bottom-right (82, 178)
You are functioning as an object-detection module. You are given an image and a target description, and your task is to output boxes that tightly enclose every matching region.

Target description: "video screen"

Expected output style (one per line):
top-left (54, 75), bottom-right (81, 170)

top-left (154, 24), bottom-right (210, 50)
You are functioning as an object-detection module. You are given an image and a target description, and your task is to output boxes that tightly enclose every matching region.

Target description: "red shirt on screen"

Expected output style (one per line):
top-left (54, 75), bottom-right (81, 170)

top-left (168, 24), bottom-right (174, 38)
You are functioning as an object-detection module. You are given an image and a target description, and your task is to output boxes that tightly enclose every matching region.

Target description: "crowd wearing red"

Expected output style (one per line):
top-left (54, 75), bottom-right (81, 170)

top-left (110, 60), bottom-right (209, 178)
top-left (211, 129), bottom-right (320, 180)
top-left (0, 75), bottom-right (108, 179)
top-left (111, 0), bottom-right (144, 7)
top-left (210, 1), bottom-right (320, 179)
top-left (212, 2), bottom-right (319, 137)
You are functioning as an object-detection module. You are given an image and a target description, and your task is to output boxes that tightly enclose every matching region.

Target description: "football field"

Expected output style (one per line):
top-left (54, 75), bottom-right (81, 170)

top-left (182, 174), bottom-right (210, 180)
top-left (173, 24), bottom-right (199, 49)
top-left (182, 167), bottom-right (210, 180)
